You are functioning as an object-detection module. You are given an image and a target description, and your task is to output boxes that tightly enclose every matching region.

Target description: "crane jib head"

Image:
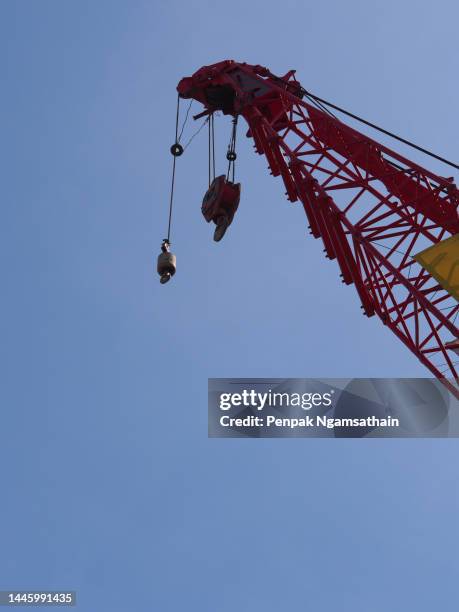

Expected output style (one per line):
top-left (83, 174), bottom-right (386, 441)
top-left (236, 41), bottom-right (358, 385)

top-left (177, 60), bottom-right (304, 118)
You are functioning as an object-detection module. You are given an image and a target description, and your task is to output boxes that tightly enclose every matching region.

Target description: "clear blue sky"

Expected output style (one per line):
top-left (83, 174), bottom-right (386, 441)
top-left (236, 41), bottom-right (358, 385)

top-left (1, 1), bottom-right (458, 610)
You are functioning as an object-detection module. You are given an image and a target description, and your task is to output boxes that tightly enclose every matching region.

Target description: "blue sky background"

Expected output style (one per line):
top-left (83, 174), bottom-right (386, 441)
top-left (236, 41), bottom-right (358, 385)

top-left (1, 1), bottom-right (458, 610)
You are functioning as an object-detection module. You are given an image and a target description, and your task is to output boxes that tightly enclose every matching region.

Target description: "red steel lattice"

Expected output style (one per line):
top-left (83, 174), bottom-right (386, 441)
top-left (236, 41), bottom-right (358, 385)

top-left (177, 60), bottom-right (459, 399)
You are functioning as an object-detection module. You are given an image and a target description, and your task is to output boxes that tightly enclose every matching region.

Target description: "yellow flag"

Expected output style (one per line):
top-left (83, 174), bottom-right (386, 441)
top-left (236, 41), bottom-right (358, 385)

top-left (414, 234), bottom-right (459, 302)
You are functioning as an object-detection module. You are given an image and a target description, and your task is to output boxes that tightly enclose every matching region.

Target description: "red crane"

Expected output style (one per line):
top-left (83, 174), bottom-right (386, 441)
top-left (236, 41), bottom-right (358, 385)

top-left (161, 60), bottom-right (459, 399)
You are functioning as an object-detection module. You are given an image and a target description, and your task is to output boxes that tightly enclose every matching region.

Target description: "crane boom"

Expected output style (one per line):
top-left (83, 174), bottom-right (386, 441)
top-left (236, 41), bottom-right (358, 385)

top-left (177, 60), bottom-right (459, 399)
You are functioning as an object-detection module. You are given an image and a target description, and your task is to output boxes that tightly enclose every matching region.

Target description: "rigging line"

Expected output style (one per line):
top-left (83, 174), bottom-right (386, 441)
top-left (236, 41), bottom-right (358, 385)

top-left (303, 90), bottom-right (459, 172)
top-left (438, 304), bottom-right (459, 312)
top-left (174, 94), bottom-right (180, 143)
top-left (183, 116), bottom-right (208, 150)
top-left (438, 360), bottom-right (459, 372)
top-left (372, 241), bottom-right (413, 259)
top-left (304, 92), bottom-right (337, 120)
top-left (266, 71), bottom-right (336, 120)
top-left (383, 158), bottom-right (450, 195)
top-left (177, 99), bottom-right (193, 143)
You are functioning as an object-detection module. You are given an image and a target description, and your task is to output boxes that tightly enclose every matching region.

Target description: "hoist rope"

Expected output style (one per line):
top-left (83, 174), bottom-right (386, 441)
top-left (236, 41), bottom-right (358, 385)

top-left (266, 70), bottom-right (458, 172)
top-left (212, 113), bottom-right (216, 180)
top-left (303, 90), bottom-right (451, 195)
top-left (208, 112), bottom-right (216, 186)
top-left (232, 117), bottom-right (237, 182)
top-left (166, 95), bottom-right (181, 242)
top-left (208, 113), bottom-right (211, 186)
top-left (226, 116), bottom-right (238, 182)
top-left (303, 90), bottom-right (459, 172)
top-left (304, 93), bottom-right (338, 120)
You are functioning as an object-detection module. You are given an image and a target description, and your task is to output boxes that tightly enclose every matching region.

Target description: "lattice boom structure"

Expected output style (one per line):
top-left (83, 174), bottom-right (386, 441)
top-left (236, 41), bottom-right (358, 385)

top-left (177, 60), bottom-right (459, 399)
